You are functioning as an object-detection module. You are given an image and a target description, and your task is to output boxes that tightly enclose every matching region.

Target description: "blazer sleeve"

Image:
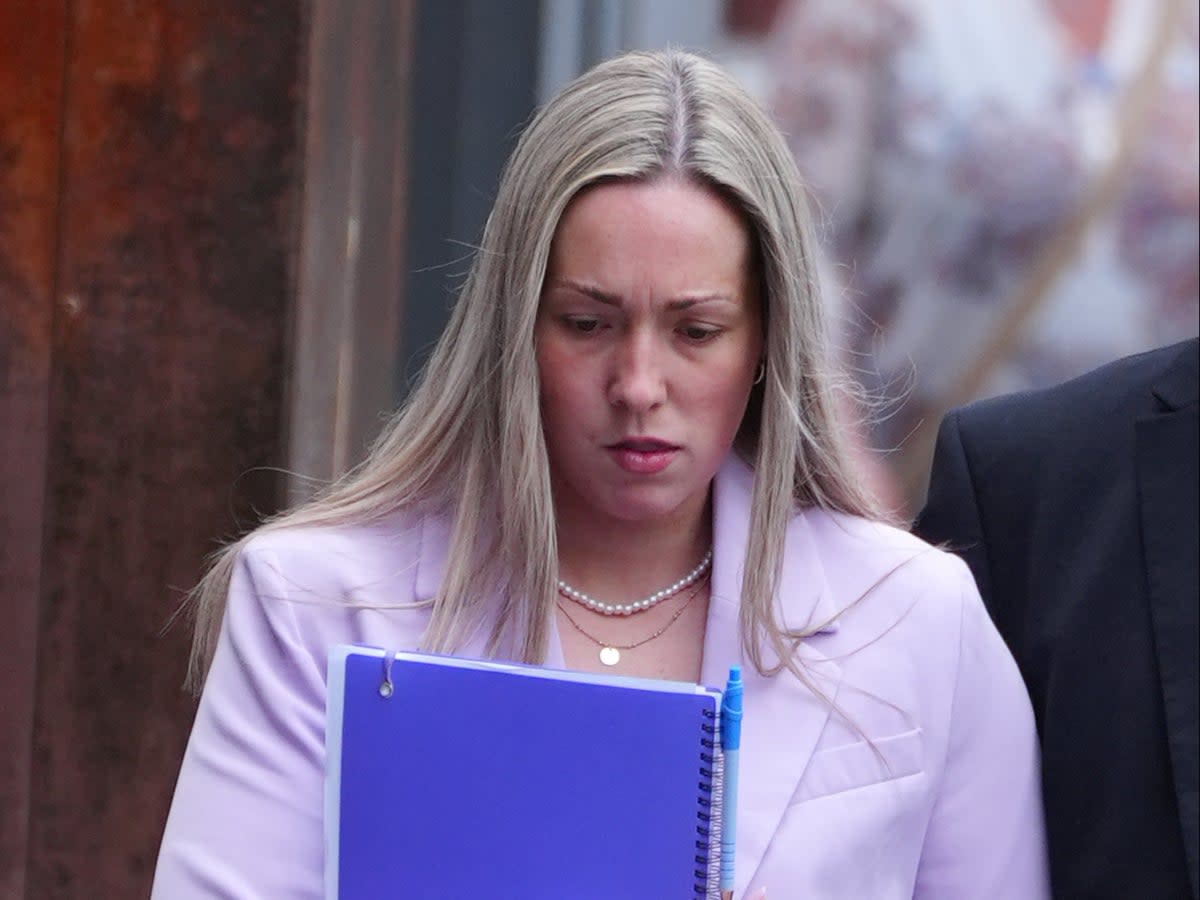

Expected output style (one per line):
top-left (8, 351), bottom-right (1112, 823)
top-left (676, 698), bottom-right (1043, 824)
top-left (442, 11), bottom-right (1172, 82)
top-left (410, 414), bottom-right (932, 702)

top-left (914, 566), bottom-right (1050, 898)
top-left (915, 410), bottom-right (995, 607)
top-left (152, 542), bottom-right (328, 899)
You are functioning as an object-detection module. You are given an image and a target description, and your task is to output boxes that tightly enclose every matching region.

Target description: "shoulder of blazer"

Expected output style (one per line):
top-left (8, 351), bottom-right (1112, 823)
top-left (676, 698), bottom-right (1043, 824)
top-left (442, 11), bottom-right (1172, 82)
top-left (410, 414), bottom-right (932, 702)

top-left (237, 505), bottom-right (435, 604)
top-left (952, 339), bottom-right (1198, 463)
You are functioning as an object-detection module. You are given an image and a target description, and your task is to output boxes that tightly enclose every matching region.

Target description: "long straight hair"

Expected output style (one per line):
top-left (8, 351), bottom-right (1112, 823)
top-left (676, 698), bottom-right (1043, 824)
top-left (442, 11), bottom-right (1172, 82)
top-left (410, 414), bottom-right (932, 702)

top-left (183, 49), bottom-right (883, 693)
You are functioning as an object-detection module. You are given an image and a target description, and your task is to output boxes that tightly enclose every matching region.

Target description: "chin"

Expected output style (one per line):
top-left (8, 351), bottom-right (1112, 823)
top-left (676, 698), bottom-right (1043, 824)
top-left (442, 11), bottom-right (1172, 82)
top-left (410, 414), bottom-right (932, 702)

top-left (595, 484), bottom-right (700, 525)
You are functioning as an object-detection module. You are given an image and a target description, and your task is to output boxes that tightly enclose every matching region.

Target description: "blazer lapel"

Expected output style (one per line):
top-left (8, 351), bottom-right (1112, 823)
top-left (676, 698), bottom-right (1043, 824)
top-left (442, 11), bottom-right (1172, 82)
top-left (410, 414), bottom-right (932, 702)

top-left (704, 458), bottom-right (843, 897)
top-left (1136, 345), bottom-right (1199, 897)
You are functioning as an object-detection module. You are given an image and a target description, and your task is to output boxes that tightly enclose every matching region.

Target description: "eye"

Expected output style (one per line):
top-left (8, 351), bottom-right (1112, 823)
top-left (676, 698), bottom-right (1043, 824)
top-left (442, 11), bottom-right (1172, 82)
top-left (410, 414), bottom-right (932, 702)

top-left (679, 323), bottom-right (722, 343)
top-left (563, 315), bottom-right (604, 335)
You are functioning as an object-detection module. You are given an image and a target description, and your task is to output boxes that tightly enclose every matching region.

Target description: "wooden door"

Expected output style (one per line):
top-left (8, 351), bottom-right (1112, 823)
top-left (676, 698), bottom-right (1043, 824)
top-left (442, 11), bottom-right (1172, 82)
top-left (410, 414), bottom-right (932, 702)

top-left (1, 3), bottom-right (303, 896)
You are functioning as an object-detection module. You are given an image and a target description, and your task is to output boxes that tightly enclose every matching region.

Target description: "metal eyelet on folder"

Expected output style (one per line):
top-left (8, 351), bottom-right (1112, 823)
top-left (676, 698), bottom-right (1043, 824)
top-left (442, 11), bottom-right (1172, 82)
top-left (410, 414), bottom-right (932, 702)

top-left (379, 651), bottom-right (397, 698)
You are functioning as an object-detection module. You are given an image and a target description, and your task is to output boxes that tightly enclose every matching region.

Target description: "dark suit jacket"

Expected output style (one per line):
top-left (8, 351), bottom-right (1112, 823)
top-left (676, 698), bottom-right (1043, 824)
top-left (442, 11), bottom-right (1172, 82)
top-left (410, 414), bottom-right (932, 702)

top-left (916, 338), bottom-right (1198, 899)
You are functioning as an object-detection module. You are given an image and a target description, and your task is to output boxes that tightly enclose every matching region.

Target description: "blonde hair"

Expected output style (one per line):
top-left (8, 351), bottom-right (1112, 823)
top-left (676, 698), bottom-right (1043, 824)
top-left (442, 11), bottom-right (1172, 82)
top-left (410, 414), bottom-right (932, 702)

top-left (184, 49), bottom-right (883, 693)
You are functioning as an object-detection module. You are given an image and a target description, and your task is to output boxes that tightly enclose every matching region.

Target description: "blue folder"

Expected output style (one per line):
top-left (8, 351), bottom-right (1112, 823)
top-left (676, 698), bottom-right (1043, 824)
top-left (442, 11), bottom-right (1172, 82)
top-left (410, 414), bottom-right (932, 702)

top-left (325, 646), bottom-right (725, 899)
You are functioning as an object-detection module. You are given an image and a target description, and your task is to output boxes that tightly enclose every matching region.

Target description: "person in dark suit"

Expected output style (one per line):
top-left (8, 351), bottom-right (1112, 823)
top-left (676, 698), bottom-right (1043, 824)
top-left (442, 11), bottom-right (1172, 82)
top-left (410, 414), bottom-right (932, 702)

top-left (915, 337), bottom-right (1198, 898)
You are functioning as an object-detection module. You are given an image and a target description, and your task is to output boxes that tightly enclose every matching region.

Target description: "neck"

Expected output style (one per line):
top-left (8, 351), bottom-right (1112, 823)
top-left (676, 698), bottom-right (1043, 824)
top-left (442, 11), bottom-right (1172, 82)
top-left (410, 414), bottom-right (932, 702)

top-left (554, 497), bottom-right (713, 605)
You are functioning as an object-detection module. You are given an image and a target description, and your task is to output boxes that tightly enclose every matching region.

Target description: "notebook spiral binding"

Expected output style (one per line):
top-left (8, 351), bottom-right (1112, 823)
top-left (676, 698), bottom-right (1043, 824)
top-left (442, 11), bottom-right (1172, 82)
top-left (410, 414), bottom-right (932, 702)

top-left (697, 708), bottom-right (726, 899)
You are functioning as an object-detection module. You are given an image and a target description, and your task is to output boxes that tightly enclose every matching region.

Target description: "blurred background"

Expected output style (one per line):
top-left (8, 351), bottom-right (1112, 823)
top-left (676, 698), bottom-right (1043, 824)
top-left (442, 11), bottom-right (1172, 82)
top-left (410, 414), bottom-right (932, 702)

top-left (0, 0), bottom-right (1194, 896)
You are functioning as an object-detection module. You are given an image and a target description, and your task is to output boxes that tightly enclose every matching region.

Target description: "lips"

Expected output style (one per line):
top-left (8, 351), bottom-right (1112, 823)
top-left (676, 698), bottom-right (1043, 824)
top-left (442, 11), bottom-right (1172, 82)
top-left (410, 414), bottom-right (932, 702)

top-left (611, 437), bottom-right (679, 452)
top-left (606, 437), bottom-right (680, 474)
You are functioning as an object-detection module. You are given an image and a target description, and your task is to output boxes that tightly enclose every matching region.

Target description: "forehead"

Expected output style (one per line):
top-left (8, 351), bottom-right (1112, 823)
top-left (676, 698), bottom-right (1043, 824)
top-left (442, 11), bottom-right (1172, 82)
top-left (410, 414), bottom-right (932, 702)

top-left (546, 178), bottom-right (753, 292)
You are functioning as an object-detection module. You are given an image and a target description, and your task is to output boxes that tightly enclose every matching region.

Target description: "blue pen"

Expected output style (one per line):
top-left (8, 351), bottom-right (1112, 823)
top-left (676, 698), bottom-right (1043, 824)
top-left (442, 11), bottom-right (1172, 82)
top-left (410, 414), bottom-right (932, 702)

top-left (719, 666), bottom-right (743, 900)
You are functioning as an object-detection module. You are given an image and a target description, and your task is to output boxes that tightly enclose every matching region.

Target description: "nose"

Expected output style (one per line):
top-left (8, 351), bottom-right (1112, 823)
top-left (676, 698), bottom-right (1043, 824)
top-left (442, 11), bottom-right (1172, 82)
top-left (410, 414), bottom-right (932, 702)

top-left (607, 329), bottom-right (666, 413)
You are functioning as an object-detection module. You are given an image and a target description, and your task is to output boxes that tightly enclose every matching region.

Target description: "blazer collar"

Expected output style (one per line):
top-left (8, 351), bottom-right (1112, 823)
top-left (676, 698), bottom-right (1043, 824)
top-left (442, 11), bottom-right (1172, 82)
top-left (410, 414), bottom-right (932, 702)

top-left (413, 456), bottom-right (846, 658)
top-left (703, 455), bottom-right (844, 896)
top-left (1151, 337), bottom-right (1199, 412)
top-left (706, 454), bottom-right (842, 649)
top-left (412, 456), bottom-right (846, 641)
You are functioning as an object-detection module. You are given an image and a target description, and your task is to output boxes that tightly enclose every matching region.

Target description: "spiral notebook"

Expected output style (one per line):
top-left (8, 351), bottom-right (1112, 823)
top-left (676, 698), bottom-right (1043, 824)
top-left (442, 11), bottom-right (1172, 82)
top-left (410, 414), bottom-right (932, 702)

top-left (325, 645), bottom-right (726, 900)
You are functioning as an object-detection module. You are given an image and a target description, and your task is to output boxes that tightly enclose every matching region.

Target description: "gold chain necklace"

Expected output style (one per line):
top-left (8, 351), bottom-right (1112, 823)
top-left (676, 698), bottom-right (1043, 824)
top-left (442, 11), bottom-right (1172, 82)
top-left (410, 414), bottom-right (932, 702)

top-left (556, 572), bottom-right (709, 666)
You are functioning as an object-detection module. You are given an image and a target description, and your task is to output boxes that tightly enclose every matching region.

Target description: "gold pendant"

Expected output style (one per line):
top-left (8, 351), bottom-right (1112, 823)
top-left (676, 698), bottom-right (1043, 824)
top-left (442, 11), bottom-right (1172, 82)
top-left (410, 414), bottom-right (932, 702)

top-left (599, 646), bottom-right (621, 666)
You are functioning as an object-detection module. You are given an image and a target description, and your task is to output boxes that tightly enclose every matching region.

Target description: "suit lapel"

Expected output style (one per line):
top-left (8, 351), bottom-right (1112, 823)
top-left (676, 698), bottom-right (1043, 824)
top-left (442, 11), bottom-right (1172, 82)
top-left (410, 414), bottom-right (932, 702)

top-left (705, 459), bottom-right (843, 897)
top-left (1136, 347), bottom-right (1199, 897)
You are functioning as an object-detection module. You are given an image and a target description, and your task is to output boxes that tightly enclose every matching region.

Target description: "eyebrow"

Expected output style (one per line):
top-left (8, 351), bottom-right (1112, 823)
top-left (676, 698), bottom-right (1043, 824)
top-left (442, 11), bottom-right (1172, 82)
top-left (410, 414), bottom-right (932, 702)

top-left (549, 278), bottom-right (736, 310)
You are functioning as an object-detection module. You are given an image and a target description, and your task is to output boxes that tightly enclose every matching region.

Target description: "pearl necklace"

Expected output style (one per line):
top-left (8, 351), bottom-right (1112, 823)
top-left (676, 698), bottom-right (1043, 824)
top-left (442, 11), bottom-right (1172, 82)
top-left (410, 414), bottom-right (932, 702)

top-left (556, 549), bottom-right (713, 617)
top-left (557, 573), bottom-right (710, 666)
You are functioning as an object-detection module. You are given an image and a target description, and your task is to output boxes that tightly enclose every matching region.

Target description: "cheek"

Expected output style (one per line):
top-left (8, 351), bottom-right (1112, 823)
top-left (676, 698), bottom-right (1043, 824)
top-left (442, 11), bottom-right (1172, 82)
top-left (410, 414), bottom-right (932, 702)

top-left (715, 379), bottom-right (755, 427)
top-left (537, 342), bottom-right (589, 432)
top-left (698, 352), bottom-right (756, 406)
top-left (690, 367), bottom-right (757, 442)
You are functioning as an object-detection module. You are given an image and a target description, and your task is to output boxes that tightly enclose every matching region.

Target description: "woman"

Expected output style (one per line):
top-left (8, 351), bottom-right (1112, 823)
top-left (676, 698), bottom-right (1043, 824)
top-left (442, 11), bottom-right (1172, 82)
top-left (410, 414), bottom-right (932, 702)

top-left (153, 50), bottom-right (1048, 898)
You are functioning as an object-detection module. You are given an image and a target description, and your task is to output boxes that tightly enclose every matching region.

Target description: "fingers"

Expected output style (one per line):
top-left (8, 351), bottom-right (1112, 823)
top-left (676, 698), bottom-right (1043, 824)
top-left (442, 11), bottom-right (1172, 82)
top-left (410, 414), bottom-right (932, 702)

top-left (746, 888), bottom-right (768, 900)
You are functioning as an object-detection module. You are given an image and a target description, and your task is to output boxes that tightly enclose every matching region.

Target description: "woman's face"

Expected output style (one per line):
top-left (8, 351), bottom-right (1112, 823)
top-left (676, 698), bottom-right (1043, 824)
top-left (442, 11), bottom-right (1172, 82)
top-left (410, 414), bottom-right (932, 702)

top-left (536, 177), bottom-right (763, 531)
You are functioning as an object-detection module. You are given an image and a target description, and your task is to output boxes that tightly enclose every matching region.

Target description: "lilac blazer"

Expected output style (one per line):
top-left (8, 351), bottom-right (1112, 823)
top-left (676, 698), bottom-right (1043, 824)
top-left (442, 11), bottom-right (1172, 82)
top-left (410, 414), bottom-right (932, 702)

top-left (153, 458), bottom-right (1049, 898)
